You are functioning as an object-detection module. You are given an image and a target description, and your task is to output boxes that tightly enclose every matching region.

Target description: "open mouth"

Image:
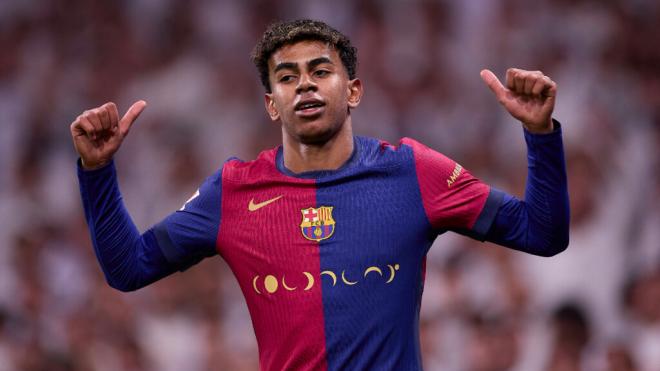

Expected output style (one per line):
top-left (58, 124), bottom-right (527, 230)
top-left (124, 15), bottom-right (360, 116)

top-left (294, 99), bottom-right (325, 119)
top-left (295, 100), bottom-right (326, 113)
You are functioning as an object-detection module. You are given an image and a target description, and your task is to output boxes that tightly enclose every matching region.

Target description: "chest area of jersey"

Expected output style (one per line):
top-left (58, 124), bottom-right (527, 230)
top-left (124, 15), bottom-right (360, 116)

top-left (222, 174), bottom-right (428, 246)
top-left (218, 174), bottom-right (430, 290)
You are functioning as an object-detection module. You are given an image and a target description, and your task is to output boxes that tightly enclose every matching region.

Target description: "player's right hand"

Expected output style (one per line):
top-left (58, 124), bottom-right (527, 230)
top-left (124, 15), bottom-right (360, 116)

top-left (70, 100), bottom-right (147, 170)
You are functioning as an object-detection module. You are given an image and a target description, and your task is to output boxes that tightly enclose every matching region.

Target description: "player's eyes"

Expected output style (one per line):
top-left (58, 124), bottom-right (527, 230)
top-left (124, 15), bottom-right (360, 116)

top-left (279, 75), bottom-right (296, 83)
top-left (314, 70), bottom-right (330, 77)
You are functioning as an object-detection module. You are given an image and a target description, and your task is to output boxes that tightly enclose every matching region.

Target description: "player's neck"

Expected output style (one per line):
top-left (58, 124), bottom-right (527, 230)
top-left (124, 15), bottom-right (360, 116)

top-left (282, 121), bottom-right (354, 174)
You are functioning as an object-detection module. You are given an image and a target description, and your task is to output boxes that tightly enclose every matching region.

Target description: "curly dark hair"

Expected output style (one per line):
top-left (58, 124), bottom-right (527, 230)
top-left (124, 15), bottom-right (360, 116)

top-left (251, 19), bottom-right (358, 93)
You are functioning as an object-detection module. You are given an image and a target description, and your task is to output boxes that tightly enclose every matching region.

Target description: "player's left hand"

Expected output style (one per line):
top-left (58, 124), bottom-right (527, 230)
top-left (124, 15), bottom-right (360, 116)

top-left (480, 68), bottom-right (557, 134)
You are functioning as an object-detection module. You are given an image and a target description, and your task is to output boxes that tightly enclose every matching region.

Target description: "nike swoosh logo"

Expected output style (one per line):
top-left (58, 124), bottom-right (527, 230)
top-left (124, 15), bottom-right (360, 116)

top-left (248, 195), bottom-right (283, 211)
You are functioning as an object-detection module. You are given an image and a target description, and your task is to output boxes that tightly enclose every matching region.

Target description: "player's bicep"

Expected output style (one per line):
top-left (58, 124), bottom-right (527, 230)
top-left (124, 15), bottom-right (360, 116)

top-left (152, 169), bottom-right (222, 271)
top-left (404, 137), bottom-right (502, 239)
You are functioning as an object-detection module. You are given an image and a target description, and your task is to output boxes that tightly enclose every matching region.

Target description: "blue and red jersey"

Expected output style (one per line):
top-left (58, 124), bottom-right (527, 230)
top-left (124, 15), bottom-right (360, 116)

top-left (78, 127), bottom-right (569, 371)
top-left (152, 136), bottom-right (501, 370)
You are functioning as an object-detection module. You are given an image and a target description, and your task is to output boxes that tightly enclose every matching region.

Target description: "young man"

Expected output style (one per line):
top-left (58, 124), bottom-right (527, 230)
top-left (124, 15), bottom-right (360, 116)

top-left (72, 19), bottom-right (569, 371)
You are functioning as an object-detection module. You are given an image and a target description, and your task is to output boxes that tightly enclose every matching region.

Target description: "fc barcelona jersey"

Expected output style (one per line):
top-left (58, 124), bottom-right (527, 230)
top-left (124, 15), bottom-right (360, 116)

top-left (152, 136), bottom-right (503, 370)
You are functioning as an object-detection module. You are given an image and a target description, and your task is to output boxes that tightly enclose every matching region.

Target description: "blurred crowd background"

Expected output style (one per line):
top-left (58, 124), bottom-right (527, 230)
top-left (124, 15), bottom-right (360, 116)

top-left (1, 0), bottom-right (659, 370)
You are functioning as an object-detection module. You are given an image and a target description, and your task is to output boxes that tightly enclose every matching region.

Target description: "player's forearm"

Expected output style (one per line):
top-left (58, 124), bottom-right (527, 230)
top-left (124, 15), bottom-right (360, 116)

top-left (486, 121), bottom-right (570, 256)
top-left (77, 160), bottom-right (176, 291)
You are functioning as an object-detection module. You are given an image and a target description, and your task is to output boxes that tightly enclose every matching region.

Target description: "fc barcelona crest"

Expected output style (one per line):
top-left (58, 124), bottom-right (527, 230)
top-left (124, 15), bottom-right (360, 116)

top-left (300, 206), bottom-right (336, 241)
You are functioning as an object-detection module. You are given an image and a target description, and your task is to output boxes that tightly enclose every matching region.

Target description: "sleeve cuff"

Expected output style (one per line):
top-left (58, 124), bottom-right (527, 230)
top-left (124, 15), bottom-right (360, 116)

top-left (470, 187), bottom-right (505, 240)
top-left (77, 158), bottom-right (115, 178)
top-left (523, 119), bottom-right (563, 146)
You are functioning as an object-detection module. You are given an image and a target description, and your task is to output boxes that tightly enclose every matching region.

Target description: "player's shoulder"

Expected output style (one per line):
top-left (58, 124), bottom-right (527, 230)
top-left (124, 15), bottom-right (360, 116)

top-left (352, 135), bottom-right (449, 171)
top-left (359, 136), bottom-right (444, 159)
top-left (221, 147), bottom-right (281, 183)
top-left (400, 137), bottom-right (452, 161)
top-left (360, 136), bottom-right (433, 152)
top-left (397, 137), bottom-right (438, 153)
top-left (367, 136), bottom-right (457, 173)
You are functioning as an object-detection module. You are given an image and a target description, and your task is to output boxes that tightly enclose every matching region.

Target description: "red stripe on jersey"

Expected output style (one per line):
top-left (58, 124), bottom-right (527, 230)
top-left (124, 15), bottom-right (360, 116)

top-left (401, 137), bottom-right (490, 231)
top-left (217, 148), bottom-right (328, 371)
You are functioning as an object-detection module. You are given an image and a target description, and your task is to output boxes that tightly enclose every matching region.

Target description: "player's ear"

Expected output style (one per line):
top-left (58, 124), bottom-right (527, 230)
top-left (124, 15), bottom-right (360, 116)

top-left (264, 93), bottom-right (280, 121)
top-left (347, 78), bottom-right (363, 109)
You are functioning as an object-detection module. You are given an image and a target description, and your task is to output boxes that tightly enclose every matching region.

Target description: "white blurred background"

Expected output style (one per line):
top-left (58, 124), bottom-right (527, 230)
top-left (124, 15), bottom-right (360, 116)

top-left (0, 0), bottom-right (658, 370)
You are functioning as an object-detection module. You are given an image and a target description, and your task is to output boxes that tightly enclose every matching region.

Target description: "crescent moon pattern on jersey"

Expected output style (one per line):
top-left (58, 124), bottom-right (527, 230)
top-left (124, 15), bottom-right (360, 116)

top-left (251, 264), bottom-right (400, 295)
top-left (282, 275), bottom-right (297, 291)
top-left (321, 270), bottom-right (337, 286)
top-left (364, 266), bottom-right (383, 277)
top-left (341, 270), bottom-right (358, 285)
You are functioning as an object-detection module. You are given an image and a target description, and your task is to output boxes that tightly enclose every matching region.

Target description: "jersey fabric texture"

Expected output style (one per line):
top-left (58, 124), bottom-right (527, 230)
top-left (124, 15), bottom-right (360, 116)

top-left (152, 136), bottom-right (501, 370)
top-left (77, 126), bottom-right (569, 371)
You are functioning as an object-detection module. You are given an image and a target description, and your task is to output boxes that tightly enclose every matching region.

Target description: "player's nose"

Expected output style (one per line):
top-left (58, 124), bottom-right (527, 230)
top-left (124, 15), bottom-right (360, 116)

top-left (296, 73), bottom-right (317, 94)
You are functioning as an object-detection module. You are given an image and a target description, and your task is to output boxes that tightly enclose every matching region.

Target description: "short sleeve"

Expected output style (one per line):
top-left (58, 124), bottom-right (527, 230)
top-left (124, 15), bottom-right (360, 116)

top-left (151, 169), bottom-right (222, 270)
top-left (401, 137), bottom-right (503, 239)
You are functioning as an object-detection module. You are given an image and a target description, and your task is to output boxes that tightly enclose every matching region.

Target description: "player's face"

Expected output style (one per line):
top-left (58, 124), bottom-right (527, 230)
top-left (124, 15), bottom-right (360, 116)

top-left (265, 40), bottom-right (362, 145)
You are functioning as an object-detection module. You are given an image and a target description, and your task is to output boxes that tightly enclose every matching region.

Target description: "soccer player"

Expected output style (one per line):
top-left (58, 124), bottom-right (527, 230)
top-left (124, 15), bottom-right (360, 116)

top-left (71, 19), bottom-right (569, 370)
